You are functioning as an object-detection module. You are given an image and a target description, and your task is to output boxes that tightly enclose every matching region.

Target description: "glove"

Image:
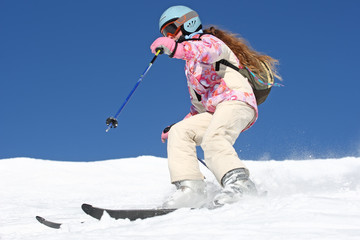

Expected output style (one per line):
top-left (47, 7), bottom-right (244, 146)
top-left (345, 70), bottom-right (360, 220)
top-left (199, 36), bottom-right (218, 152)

top-left (150, 37), bottom-right (184, 59)
top-left (161, 124), bottom-right (175, 143)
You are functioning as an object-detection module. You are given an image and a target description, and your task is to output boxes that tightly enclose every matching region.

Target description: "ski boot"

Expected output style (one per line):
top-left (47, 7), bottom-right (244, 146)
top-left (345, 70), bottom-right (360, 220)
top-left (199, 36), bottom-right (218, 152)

top-left (162, 180), bottom-right (207, 209)
top-left (213, 168), bottom-right (257, 207)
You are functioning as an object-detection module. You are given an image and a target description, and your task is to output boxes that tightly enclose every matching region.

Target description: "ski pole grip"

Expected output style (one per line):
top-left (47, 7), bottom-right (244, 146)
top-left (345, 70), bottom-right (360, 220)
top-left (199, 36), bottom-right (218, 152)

top-left (155, 47), bottom-right (164, 55)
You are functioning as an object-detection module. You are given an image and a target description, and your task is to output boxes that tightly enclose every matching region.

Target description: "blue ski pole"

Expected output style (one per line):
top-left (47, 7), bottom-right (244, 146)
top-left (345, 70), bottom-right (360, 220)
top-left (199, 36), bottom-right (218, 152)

top-left (106, 48), bottom-right (163, 132)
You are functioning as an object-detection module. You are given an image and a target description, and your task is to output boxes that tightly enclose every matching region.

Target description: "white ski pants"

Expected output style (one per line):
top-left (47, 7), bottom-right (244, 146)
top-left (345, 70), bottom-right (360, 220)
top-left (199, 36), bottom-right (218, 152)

top-left (167, 100), bottom-right (256, 184)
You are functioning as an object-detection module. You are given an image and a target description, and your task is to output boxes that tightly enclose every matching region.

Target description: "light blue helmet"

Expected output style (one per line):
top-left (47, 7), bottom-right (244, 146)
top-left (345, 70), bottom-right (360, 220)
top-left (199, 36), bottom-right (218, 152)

top-left (159, 6), bottom-right (202, 37)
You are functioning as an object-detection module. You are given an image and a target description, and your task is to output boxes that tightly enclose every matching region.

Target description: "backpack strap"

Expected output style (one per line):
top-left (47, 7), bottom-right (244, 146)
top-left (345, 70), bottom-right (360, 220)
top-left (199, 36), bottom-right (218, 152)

top-left (215, 59), bottom-right (239, 71)
top-left (215, 59), bottom-right (255, 86)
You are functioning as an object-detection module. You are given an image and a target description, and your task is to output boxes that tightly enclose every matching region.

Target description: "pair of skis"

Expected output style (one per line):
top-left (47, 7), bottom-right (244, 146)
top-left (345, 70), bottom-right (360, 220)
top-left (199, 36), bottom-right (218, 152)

top-left (36, 204), bottom-right (177, 229)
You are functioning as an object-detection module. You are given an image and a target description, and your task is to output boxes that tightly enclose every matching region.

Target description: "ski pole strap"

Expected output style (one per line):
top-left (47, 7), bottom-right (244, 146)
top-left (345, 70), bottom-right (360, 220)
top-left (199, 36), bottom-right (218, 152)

top-left (169, 42), bottom-right (178, 58)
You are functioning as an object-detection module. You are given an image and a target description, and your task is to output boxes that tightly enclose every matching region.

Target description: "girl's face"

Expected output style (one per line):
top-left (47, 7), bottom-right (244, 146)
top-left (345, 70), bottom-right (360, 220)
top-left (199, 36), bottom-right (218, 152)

top-left (169, 31), bottom-right (183, 41)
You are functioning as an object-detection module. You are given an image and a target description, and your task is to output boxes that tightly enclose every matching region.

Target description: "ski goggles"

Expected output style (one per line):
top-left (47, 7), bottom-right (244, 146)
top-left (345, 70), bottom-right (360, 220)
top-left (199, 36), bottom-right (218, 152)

top-left (161, 20), bottom-right (182, 37)
top-left (160, 11), bottom-right (199, 37)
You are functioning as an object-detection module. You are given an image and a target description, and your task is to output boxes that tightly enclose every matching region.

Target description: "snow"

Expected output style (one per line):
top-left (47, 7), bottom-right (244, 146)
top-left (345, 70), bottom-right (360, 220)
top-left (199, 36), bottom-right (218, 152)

top-left (1, 156), bottom-right (360, 240)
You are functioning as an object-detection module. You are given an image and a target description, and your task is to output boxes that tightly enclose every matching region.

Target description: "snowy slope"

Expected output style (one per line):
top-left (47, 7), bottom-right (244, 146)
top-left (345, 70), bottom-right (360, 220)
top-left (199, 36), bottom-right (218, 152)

top-left (1, 156), bottom-right (360, 240)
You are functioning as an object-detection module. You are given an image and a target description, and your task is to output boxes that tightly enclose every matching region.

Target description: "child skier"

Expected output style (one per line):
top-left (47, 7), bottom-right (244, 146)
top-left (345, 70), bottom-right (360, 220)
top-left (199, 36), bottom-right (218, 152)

top-left (150, 5), bottom-right (280, 208)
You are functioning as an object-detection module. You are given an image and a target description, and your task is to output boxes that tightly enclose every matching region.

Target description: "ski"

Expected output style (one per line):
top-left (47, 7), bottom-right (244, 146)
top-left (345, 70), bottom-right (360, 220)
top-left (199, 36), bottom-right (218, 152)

top-left (36, 205), bottom-right (177, 229)
top-left (81, 203), bottom-right (177, 221)
top-left (36, 216), bottom-right (62, 229)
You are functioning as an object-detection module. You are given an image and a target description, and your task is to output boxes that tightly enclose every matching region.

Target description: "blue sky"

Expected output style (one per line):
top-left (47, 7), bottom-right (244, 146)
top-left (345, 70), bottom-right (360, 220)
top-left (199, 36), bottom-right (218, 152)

top-left (1, 0), bottom-right (359, 161)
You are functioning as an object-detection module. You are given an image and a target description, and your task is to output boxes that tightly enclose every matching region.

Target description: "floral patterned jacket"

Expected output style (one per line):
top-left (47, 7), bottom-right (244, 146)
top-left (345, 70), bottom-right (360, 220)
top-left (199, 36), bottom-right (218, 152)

top-left (180, 33), bottom-right (258, 131)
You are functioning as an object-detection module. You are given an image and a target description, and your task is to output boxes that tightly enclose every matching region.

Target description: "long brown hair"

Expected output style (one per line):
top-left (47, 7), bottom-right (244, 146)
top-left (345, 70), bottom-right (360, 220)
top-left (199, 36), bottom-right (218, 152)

top-left (203, 26), bottom-right (282, 80)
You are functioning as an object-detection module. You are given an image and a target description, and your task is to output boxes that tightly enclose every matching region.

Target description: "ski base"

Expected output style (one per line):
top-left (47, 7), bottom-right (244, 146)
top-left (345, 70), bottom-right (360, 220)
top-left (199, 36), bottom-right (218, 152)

top-left (81, 203), bottom-right (177, 221)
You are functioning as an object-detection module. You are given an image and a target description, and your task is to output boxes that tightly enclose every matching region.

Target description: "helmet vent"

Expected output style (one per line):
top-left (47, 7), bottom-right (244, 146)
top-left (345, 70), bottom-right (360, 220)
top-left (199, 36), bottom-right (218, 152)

top-left (187, 20), bottom-right (197, 28)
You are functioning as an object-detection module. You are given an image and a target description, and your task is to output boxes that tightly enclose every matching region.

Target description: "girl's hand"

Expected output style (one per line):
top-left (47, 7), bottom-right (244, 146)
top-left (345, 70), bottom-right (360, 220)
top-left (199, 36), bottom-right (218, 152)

top-left (161, 124), bottom-right (175, 143)
top-left (150, 37), bottom-right (184, 58)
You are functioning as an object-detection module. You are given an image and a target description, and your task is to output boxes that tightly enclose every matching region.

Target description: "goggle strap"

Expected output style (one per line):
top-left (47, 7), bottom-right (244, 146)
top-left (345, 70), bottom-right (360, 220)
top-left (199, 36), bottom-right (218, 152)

top-left (174, 11), bottom-right (199, 28)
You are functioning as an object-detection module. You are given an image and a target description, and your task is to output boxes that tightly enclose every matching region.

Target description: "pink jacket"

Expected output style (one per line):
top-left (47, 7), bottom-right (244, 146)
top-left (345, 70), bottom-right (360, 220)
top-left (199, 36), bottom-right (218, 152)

top-left (181, 34), bottom-right (258, 131)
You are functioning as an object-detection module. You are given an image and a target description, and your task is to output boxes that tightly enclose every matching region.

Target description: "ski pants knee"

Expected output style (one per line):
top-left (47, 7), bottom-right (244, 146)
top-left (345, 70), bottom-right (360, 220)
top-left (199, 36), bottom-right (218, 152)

top-left (167, 100), bottom-right (256, 184)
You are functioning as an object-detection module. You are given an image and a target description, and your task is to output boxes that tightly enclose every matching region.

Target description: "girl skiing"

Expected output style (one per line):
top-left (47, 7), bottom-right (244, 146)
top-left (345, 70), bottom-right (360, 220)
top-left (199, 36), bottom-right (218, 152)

top-left (150, 5), bottom-right (280, 208)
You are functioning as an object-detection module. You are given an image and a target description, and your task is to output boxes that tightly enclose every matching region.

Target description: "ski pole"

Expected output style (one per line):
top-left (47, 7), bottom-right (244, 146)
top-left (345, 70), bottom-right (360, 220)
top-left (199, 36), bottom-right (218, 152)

top-left (197, 157), bottom-right (207, 168)
top-left (106, 48), bottom-right (163, 132)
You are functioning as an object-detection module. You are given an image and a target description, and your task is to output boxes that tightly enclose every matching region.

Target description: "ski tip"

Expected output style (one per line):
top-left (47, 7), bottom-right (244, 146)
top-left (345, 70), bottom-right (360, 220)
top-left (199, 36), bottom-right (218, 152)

top-left (81, 203), bottom-right (92, 212)
top-left (36, 216), bottom-right (45, 223)
top-left (81, 203), bottom-right (103, 220)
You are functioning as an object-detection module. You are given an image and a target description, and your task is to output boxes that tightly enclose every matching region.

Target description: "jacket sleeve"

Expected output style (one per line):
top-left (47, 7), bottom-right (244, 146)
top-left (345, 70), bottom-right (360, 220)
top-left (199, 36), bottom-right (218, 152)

top-left (181, 35), bottom-right (227, 64)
